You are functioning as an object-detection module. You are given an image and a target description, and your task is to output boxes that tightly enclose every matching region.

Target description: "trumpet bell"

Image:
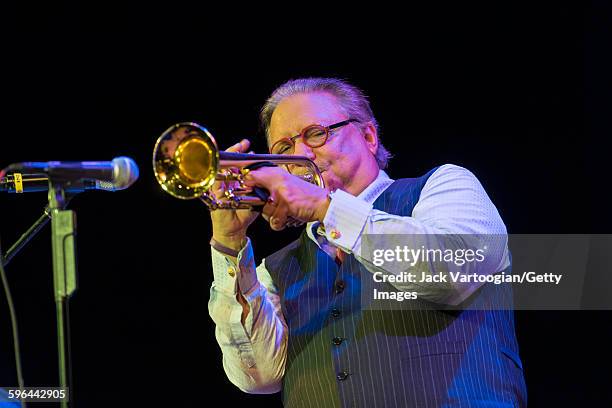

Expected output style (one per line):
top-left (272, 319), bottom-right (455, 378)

top-left (153, 121), bottom-right (325, 211)
top-left (153, 122), bottom-right (219, 199)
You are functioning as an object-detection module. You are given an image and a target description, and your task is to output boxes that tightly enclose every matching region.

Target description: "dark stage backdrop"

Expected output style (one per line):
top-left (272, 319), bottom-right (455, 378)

top-left (1, 2), bottom-right (610, 407)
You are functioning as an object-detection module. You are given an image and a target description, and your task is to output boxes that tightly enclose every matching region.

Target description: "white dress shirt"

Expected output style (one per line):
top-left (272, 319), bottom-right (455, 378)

top-left (208, 164), bottom-right (509, 393)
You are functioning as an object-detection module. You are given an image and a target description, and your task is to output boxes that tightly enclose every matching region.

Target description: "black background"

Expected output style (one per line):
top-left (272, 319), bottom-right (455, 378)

top-left (1, 1), bottom-right (611, 406)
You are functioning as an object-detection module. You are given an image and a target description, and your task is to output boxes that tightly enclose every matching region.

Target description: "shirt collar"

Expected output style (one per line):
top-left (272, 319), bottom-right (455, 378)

top-left (355, 169), bottom-right (395, 204)
top-left (306, 170), bottom-right (395, 244)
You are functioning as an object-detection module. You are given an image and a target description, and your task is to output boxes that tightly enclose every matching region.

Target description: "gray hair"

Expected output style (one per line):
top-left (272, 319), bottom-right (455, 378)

top-left (260, 77), bottom-right (392, 169)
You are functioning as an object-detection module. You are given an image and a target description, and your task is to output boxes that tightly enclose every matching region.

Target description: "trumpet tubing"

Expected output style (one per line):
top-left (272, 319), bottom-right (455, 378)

top-left (152, 122), bottom-right (325, 209)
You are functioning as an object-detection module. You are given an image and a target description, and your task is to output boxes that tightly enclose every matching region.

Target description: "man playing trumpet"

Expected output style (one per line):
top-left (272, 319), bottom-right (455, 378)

top-left (207, 78), bottom-right (527, 407)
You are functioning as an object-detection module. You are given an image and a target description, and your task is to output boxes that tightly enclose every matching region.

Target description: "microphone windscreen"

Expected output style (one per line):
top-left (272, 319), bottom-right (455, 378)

top-left (111, 157), bottom-right (139, 190)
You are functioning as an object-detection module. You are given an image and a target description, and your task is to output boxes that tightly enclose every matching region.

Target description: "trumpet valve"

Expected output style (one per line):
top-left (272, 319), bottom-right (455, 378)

top-left (301, 173), bottom-right (314, 183)
top-left (224, 188), bottom-right (245, 209)
top-left (201, 191), bottom-right (221, 210)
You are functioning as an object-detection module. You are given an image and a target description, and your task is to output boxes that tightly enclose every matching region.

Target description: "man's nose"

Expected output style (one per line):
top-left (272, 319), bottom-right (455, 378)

top-left (293, 140), bottom-right (316, 159)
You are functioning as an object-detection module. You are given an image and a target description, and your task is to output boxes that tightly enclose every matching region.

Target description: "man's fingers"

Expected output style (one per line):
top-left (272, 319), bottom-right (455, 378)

top-left (262, 195), bottom-right (288, 231)
top-left (261, 198), bottom-right (277, 219)
top-left (207, 140), bottom-right (251, 207)
top-left (226, 139), bottom-right (250, 153)
top-left (243, 166), bottom-right (285, 190)
top-left (269, 202), bottom-right (289, 231)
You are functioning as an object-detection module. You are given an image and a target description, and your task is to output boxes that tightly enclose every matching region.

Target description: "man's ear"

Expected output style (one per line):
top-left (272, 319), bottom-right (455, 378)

top-left (362, 122), bottom-right (379, 155)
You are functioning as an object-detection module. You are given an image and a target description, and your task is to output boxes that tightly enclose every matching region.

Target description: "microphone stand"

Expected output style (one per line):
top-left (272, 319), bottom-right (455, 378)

top-left (1, 207), bottom-right (52, 267)
top-left (48, 181), bottom-right (76, 408)
top-left (0, 183), bottom-right (76, 407)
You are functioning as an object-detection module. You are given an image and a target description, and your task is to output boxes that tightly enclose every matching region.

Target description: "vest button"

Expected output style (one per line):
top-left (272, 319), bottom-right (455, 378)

top-left (331, 308), bottom-right (341, 318)
top-left (332, 336), bottom-right (344, 346)
top-left (336, 371), bottom-right (349, 381)
top-left (335, 281), bottom-right (345, 294)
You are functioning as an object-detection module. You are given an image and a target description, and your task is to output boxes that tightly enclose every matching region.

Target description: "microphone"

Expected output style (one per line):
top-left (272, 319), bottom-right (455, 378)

top-left (0, 157), bottom-right (139, 193)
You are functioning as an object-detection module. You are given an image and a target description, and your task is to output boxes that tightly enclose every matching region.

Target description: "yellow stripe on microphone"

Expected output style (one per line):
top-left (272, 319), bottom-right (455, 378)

top-left (14, 173), bottom-right (24, 193)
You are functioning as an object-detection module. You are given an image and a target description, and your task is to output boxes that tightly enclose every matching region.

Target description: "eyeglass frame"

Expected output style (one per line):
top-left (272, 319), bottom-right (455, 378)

top-left (269, 118), bottom-right (360, 154)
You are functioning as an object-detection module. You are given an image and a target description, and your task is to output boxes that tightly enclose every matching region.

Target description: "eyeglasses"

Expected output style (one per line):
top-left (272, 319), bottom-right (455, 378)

top-left (269, 119), bottom-right (359, 155)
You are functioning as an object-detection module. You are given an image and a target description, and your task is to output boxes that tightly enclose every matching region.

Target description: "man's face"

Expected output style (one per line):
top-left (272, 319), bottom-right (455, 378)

top-left (268, 91), bottom-right (378, 194)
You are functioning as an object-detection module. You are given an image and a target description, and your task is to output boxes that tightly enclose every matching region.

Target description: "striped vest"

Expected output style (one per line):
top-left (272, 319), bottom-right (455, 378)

top-left (264, 170), bottom-right (527, 407)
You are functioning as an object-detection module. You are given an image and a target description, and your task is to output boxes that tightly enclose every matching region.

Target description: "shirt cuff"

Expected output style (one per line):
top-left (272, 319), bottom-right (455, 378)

top-left (211, 237), bottom-right (259, 295)
top-left (322, 189), bottom-right (373, 253)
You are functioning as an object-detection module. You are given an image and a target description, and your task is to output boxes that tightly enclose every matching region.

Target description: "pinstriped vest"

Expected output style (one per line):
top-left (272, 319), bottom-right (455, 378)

top-left (264, 170), bottom-right (527, 408)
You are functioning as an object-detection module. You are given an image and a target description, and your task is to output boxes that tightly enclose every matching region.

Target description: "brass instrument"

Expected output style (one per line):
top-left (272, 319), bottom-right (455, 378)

top-left (152, 122), bottom-right (325, 210)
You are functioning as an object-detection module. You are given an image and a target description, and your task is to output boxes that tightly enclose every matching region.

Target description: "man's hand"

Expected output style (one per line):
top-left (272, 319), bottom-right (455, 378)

top-left (210, 139), bottom-right (260, 251)
top-left (244, 166), bottom-right (330, 231)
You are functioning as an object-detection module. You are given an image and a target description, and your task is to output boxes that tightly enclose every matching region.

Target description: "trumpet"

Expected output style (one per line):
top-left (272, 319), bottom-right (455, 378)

top-left (152, 122), bottom-right (325, 209)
